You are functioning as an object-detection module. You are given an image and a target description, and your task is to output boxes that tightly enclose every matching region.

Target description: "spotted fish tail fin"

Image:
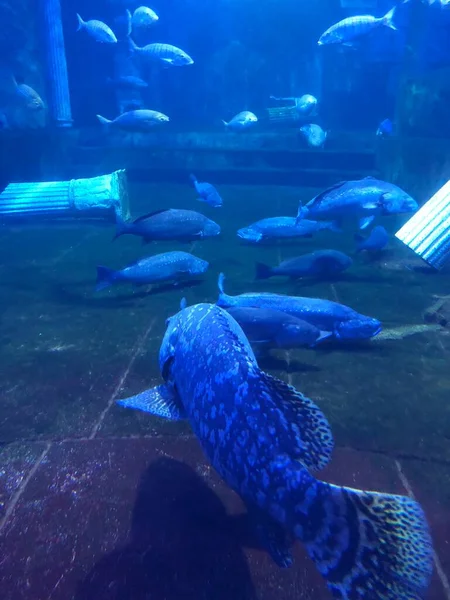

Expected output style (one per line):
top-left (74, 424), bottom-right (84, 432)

top-left (298, 480), bottom-right (433, 600)
top-left (217, 272), bottom-right (235, 307)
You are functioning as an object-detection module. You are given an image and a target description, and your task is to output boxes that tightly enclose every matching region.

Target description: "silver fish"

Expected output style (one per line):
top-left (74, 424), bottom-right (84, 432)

top-left (318, 7), bottom-right (397, 46)
top-left (132, 6), bottom-right (159, 29)
top-left (295, 94), bottom-right (318, 116)
top-left (76, 14), bottom-right (118, 44)
top-left (223, 111), bottom-right (258, 130)
top-left (96, 109), bottom-right (169, 131)
top-left (129, 39), bottom-right (194, 66)
top-left (299, 124), bottom-right (327, 148)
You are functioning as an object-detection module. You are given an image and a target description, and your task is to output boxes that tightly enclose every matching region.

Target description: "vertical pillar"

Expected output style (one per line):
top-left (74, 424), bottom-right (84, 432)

top-left (40, 0), bottom-right (73, 128)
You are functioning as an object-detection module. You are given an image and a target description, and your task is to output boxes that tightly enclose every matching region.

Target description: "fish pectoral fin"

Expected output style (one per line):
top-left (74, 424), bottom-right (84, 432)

top-left (358, 216), bottom-right (375, 230)
top-left (116, 383), bottom-right (186, 420)
top-left (310, 330), bottom-right (333, 347)
top-left (245, 502), bottom-right (293, 568)
top-left (260, 371), bottom-right (334, 471)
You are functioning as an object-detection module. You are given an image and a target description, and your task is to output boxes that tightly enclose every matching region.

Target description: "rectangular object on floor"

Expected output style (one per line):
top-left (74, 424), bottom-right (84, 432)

top-left (0, 169), bottom-right (130, 223)
top-left (395, 180), bottom-right (450, 270)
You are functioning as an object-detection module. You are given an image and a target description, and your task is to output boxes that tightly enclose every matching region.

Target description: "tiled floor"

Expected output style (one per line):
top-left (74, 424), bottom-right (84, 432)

top-left (0, 183), bottom-right (449, 599)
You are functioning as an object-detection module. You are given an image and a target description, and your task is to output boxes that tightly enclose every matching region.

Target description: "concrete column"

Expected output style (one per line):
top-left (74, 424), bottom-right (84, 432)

top-left (40, 0), bottom-right (73, 128)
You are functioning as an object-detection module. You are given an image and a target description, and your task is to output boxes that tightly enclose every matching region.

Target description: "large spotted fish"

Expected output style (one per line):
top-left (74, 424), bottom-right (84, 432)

top-left (117, 302), bottom-right (433, 600)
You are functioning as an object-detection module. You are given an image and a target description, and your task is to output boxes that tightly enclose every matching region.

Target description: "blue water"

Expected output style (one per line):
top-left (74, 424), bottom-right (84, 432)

top-left (0, 1), bottom-right (450, 600)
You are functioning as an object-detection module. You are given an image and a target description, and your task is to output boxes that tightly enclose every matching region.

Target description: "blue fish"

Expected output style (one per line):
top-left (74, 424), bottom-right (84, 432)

top-left (237, 215), bottom-right (339, 244)
top-left (376, 118), bottom-right (394, 137)
top-left (256, 250), bottom-right (352, 280)
top-left (95, 251), bottom-right (209, 291)
top-left (114, 209), bottom-right (221, 243)
top-left (355, 225), bottom-right (389, 253)
top-left (297, 176), bottom-right (418, 230)
top-left (189, 174), bottom-right (223, 208)
top-left (106, 75), bottom-right (149, 89)
top-left (217, 273), bottom-right (381, 340)
top-left (226, 306), bottom-right (331, 348)
top-left (117, 302), bottom-right (433, 599)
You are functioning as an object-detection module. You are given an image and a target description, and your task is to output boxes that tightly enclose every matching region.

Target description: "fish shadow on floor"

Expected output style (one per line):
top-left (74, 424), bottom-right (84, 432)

top-left (256, 352), bottom-right (321, 374)
top-left (75, 458), bottom-right (258, 600)
top-left (290, 272), bottom-right (423, 288)
top-left (48, 280), bottom-right (203, 309)
top-left (314, 339), bottom-right (384, 354)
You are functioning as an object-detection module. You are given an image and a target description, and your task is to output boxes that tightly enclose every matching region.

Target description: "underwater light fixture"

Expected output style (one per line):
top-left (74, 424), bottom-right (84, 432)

top-left (395, 180), bottom-right (450, 270)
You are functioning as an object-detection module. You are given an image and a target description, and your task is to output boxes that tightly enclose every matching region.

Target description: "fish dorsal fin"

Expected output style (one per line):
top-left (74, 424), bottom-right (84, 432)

top-left (311, 181), bottom-right (347, 203)
top-left (260, 371), bottom-right (334, 471)
top-left (133, 209), bottom-right (171, 223)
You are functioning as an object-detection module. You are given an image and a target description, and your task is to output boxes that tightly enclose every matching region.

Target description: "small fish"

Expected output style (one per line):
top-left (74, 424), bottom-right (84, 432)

top-left (299, 124), bottom-right (327, 148)
top-left (117, 302), bottom-right (432, 600)
top-left (14, 81), bottom-right (45, 111)
top-left (106, 75), bottom-right (148, 89)
top-left (132, 6), bottom-right (159, 30)
top-left (76, 14), bottom-right (118, 44)
top-left (129, 39), bottom-right (194, 66)
top-left (223, 111), bottom-right (258, 130)
top-left (96, 109), bottom-right (169, 131)
top-left (355, 225), bottom-right (389, 253)
top-left (256, 250), bottom-right (353, 280)
top-left (297, 176), bottom-right (418, 230)
top-left (189, 174), bottom-right (223, 208)
top-left (318, 7), bottom-right (397, 46)
top-left (376, 118), bottom-right (393, 137)
top-left (217, 273), bottom-right (381, 340)
top-left (226, 306), bottom-right (331, 348)
top-left (114, 208), bottom-right (221, 242)
top-left (95, 251), bottom-right (209, 291)
top-left (237, 214), bottom-right (339, 244)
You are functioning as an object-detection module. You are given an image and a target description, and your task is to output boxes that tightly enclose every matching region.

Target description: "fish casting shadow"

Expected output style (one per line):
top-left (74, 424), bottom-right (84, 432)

top-left (75, 457), bottom-right (258, 600)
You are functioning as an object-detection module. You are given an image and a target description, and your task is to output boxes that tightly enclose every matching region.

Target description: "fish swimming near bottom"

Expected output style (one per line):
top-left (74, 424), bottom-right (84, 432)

top-left (376, 118), bottom-right (393, 137)
top-left (237, 215), bottom-right (339, 243)
top-left (297, 176), bottom-right (418, 230)
top-left (226, 306), bottom-right (331, 348)
top-left (95, 251), bottom-right (209, 291)
top-left (355, 225), bottom-right (389, 253)
top-left (217, 273), bottom-right (381, 340)
top-left (256, 249), bottom-right (352, 280)
top-left (299, 124), bottom-right (327, 148)
top-left (189, 174), bottom-right (223, 207)
top-left (114, 209), bottom-right (221, 243)
top-left (117, 302), bottom-right (433, 600)
top-left (223, 111), bottom-right (258, 130)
